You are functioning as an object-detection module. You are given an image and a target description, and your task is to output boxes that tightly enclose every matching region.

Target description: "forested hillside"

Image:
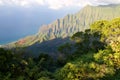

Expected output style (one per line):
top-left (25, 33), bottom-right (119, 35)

top-left (3, 4), bottom-right (120, 52)
top-left (0, 17), bottom-right (120, 80)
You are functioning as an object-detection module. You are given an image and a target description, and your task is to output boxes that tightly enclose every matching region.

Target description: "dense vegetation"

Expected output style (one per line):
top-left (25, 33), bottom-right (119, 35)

top-left (0, 17), bottom-right (120, 80)
top-left (55, 18), bottom-right (120, 80)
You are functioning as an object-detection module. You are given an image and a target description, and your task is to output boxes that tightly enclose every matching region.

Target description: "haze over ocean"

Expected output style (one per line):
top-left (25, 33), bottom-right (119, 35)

top-left (0, 6), bottom-right (80, 45)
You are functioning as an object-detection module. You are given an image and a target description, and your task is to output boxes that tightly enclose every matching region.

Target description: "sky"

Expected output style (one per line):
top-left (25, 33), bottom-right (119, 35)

top-left (0, 0), bottom-right (120, 44)
top-left (0, 0), bottom-right (120, 10)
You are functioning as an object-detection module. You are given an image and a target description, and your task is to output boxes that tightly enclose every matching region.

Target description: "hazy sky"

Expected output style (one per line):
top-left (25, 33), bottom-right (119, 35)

top-left (0, 0), bottom-right (120, 44)
top-left (0, 0), bottom-right (120, 10)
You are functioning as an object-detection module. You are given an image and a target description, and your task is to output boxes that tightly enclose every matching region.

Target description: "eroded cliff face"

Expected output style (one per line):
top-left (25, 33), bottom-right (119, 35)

top-left (3, 4), bottom-right (120, 48)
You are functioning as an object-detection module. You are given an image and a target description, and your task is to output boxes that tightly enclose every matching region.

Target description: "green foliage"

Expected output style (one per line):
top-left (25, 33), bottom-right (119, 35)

top-left (0, 48), bottom-right (55, 80)
top-left (58, 43), bottom-right (72, 54)
top-left (71, 29), bottom-right (105, 54)
top-left (0, 17), bottom-right (120, 80)
top-left (55, 17), bottom-right (120, 80)
top-left (90, 20), bottom-right (108, 32)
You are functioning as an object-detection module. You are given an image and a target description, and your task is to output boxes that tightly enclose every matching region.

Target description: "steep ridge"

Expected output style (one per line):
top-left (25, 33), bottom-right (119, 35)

top-left (3, 4), bottom-right (120, 53)
top-left (37, 4), bottom-right (120, 42)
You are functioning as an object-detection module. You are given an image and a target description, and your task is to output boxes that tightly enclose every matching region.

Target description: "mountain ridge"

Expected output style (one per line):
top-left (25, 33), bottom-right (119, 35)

top-left (2, 4), bottom-right (120, 53)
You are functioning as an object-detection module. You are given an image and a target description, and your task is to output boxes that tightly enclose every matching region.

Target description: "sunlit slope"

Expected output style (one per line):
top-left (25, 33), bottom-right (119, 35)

top-left (4, 4), bottom-right (120, 48)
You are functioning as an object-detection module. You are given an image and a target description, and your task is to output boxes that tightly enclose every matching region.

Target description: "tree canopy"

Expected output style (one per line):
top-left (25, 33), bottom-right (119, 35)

top-left (0, 17), bottom-right (120, 80)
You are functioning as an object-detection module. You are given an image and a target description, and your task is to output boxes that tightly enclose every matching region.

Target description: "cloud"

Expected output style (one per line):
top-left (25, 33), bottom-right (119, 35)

top-left (0, 0), bottom-right (31, 7)
top-left (0, 0), bottom-right (120, 9)
top-left (35, 0), bottom-right (45, 5)
top-left (35, 0), bottom-right (93, 10)
top-left (45, 0), bottom-right (92, 10)
top-left (0, 1), bottom-right (3, 5)
top-left (95, 0), bottom-right (120, 4)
